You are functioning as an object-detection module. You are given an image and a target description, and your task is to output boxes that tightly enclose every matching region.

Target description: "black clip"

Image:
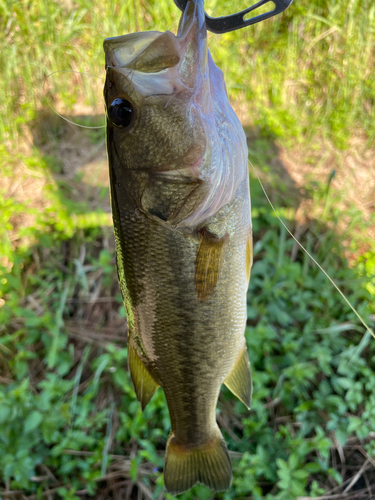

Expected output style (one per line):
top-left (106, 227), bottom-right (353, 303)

top-left (174, 0), bottom-right (293, 34)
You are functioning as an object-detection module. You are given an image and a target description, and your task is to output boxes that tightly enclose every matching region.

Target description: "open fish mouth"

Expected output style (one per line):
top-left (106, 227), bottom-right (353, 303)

top-left (103, 0), bottom-right (208, 95)
top-left (103, 0), bottom-right (248, 229)
top-left (104, 32), bottom-right (164, 69)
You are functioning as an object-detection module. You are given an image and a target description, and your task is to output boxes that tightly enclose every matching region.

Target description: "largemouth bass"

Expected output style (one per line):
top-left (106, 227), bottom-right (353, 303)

top-left (103, 0), bottom-right (252, 493)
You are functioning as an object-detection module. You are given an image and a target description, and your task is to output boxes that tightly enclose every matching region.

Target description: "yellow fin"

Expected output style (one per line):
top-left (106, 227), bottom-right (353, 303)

top-left (128, 339), bottom-right (159, 411)
top-left (164, 428), bottom-right (232, 494)
top-left (224, 344), bottom-right (252, 409)
top-left (246, 230), bottom-right (253, 283)
top-left (195, 229), bottom-right (228, 302)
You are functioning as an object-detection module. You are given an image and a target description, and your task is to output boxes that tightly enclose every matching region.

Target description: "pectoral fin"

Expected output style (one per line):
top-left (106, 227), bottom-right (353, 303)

top-left (195, 229), bottom-right (228, 302)
top-left (128, 339), bottom-right (159, 410)
top-left (224, 344), bottom-right (252, 409)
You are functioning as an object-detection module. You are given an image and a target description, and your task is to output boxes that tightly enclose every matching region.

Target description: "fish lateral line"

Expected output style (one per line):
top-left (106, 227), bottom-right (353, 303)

top-left (249, 159), bottom-right (375, 343)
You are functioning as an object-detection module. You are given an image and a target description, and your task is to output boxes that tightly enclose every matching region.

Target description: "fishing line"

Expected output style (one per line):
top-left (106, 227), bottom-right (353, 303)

top-left (44, 70), bottom-right (374, 341)
top-left (248, 158), bottom-right (375, 341)
top-left (44, 70), bottom-right (106, 129)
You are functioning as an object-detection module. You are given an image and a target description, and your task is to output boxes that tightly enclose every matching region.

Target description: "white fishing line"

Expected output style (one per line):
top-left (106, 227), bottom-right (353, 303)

top-left (44, 70), bottom-right (106, 129)
top-left (43, 70), bottom-right (374, 341)
top-left (249, 159), bottom-right (375, 341)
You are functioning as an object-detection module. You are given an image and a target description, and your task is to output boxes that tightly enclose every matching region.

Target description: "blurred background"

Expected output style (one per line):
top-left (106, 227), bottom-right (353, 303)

top-left (1, 0), bottom-right (375, 499)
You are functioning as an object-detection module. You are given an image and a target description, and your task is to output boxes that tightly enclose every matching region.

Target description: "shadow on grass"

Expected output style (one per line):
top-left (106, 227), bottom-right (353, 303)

top-left (31, 108), bottom-right (109, 215)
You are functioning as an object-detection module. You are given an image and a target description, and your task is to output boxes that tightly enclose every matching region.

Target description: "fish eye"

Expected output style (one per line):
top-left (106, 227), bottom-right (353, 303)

top-left (108, 98), bottom-right (134, 129)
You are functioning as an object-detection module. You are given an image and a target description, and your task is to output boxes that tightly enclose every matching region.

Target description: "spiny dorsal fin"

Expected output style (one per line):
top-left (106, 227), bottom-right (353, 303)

top-left (224, 343), bottom-right (252, 409)
top-left (127, 31), bottom-right (180, 73)
top-left (128, 338), bottom-right (159, 410)
top-left (195, 228), bottom-right (228, 302)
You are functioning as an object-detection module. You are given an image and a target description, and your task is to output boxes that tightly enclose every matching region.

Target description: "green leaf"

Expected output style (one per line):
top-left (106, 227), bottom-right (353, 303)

top-left (277, 469), bottom-right (290, 481)
top-left (24, 410), bottom-right (43, 433)
top-left (293, 469), bottom-right (309, 480)
top-left (276, 458), bottom-right (288, 470)
top-left (289, 453), bottom-right (299, 469)
top-left (305, 462), bottom-right (321, 473)
top-left (0, 405), bottom-right (10, 423)
top-left (328, 468), bottom-right (342, 485)
top-left (130, 456), bottom-right (139, 482)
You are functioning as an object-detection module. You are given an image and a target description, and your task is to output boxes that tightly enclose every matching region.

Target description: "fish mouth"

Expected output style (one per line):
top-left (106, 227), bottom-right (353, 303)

top-left (103, 31), bottom-right (162, 69)
top-left (103, 0), bottom-right (208, 81)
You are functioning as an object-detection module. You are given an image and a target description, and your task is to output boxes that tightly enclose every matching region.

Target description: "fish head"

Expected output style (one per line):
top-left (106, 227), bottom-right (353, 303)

top-left (104, 0), bottom-right (248, 228)
top-left (103, 1), bottom-right (208, 173)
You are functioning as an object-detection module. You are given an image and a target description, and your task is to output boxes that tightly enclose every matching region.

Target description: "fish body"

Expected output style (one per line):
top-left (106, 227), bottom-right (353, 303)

top-left (103, 0), bottom-right (252, 493)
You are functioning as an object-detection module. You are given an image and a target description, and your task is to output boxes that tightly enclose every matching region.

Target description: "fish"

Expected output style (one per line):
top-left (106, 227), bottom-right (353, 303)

top-left (103, 0), bottom-right (252, 494)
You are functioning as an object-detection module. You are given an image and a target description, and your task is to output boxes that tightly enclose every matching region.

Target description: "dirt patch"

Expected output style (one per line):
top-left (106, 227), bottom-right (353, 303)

top-left (280, 136), bottom-right (375, 214)
top-left (278, 136), bottom-right (375, 260)
top-left (1, 113), bottom-right (110, 247)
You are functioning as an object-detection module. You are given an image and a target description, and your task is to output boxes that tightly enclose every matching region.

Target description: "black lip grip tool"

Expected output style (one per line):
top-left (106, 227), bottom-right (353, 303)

top-left (173, 0), bottom-right (293, 34)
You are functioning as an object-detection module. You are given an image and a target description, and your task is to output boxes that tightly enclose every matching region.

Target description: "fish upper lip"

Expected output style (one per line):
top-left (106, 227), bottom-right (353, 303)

top-left (103, 31), bottom-right (163, 69)
top-left (103, 36), bottom-right (135, 69)
top-left (104, 47), bottom-right (122, 69)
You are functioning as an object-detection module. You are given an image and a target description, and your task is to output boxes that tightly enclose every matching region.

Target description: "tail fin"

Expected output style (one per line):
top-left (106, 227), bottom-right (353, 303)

top-left (164, 428), bottom-right (232, 494)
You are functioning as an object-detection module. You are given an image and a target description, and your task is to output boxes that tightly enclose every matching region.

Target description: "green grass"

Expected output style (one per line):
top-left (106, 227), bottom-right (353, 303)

top-left (1, 0), bottom-right (375, 146)
top-left (1, 167), bottom-right (375, 499)
top-left (1, 0), bottom-right (375, 498)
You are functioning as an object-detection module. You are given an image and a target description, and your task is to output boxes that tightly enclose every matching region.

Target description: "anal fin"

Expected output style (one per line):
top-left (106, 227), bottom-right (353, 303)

top-left (128, 339), bottom-right (159, 411)
top-left (224, 343), bottom-right (252, 409)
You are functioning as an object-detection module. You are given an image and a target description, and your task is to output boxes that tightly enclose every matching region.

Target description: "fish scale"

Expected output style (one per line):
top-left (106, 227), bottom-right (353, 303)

top-left (104, 0), bottom-right (252, 493)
